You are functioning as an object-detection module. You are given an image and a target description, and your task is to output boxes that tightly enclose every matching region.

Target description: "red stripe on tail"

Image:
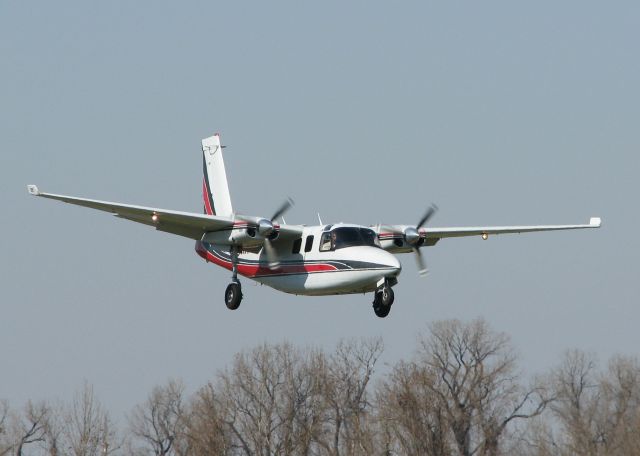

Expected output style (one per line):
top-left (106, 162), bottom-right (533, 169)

top-left (202, 178), bottom-right (214, 215)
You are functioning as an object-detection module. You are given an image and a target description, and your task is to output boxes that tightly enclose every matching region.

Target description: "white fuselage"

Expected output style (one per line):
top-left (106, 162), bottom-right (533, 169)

top-left (195, 224), bottom-right (402, 296)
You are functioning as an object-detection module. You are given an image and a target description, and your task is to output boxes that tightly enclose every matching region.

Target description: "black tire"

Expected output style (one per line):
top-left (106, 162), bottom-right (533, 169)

top-left (374, 303), bottom-right (391, 318)
top-left (372, 291), bottom-right (391, 318)
top-left (225, 283), bottom-right (242, 310)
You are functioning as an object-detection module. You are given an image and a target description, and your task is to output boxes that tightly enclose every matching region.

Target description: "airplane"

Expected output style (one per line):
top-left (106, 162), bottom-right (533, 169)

top-left (27, 133), bottom-right (602, 318)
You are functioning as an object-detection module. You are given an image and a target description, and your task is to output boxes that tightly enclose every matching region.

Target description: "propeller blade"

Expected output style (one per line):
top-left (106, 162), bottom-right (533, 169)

top-left (413, 247), bottom-right (428, 277)
top-left (417, 204), bottom-right (438, 229)
top-left (263, 239), bottom-right (280, 269)
top-left (271, 197), bottom-right (294, 222)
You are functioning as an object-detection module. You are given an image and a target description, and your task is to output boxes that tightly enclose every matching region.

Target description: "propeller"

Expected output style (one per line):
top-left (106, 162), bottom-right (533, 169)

top-left (263, 238), bottom-right (279, 269)
top-left (270, 197), bottom-right (294, 222)
top-left (417, 204), bottom-right (438, 229)
top-left (404, 204), bottom-right (438, 276)
top-left (259, 198), bottom-right (295, 268)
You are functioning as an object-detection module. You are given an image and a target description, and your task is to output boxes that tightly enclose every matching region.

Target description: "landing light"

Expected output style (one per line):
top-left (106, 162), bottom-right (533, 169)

top-left (152, 214), bottom-right (159, 222)
top-left (482, 233), bottom-right (488, 240)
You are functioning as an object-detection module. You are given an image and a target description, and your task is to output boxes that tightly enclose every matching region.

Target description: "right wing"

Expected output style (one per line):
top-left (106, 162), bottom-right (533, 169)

top-left (27, 185), bottom-right (305, 244)
top-left (27, 185), bottom-right (234, 240)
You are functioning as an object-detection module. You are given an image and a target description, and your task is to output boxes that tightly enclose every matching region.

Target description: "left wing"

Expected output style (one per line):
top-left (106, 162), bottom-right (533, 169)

top-left (425, 217), bottom-right (602, 239)
top-left (377, 217), bottom-right (602, 252)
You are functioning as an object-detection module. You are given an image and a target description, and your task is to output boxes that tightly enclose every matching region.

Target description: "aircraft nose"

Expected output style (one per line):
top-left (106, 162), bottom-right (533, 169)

top-left (382, 250), bottom-right (402, 276)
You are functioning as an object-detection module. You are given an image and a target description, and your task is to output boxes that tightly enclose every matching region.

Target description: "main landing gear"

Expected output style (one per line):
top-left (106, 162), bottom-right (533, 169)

top-left (225, 282), bottom-right (242, 310)
top-left (225, 246), bottom-right (242, 310)
top-left (373, 280), bottom-right (395, 318)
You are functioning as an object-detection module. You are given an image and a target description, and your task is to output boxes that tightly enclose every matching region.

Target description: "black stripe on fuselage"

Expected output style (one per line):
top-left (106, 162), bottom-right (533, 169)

top-left (205, 245), bottom-right (390, 271)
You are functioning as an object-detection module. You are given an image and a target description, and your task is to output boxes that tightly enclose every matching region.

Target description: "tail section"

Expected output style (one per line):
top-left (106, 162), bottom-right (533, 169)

top-left (202, 133), bottom-right (233, 217)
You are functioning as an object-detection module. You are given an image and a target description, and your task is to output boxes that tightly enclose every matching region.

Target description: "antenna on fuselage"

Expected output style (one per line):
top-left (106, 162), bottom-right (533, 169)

top-left (317, 213), bottom-right (323, 225)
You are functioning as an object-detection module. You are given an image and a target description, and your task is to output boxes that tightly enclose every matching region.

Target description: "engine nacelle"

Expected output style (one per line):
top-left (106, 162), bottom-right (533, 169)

top-left (201, 221), bottom-right (279, 248)
top-left (377, 225), bottom-right (431, 253)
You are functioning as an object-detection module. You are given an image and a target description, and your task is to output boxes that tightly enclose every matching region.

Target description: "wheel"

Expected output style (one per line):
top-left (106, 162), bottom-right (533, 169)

top-left (374, 303), bottom-right (391, 318)
top-left (380, 286), bottom-right (394, 307)
top-left (225, 282), bottom-right (242, 310)
top-left (372, 290), bottom-right (392, 318)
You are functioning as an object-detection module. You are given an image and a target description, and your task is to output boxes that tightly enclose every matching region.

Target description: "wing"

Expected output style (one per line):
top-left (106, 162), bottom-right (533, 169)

top-left (28, 185), bottom-right (234, 239)
top-left (377, 217), bottom-right (602, 253)
top-left (425, 218), bottom-right (602, 239)
top-left (27, 184), bottom-right (305, 244)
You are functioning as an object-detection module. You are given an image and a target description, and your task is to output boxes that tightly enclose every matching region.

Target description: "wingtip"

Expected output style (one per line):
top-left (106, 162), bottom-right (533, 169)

top-left (27, 184), bottom-right (40, 196)
top-left (589, 217), bottom-right (602, 228)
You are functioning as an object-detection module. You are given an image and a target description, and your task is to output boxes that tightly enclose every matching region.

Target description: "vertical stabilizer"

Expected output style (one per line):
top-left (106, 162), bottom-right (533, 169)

top-left (202, 133), bottom-right (233, 217)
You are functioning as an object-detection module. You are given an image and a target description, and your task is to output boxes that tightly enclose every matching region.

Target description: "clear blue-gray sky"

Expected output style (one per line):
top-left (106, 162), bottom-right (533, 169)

top-left (1, 1), bottom-right (638, 417)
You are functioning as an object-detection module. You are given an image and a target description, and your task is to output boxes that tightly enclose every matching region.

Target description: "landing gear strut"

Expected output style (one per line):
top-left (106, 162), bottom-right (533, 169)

top-left (373, 281), bottom-right (395, 318)
top-left (225, 246), bottom-right (242, 310)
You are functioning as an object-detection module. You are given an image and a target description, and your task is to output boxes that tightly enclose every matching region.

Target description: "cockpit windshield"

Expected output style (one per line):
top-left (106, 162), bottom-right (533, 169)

top-left (319, 227), bottom-right (381, 251)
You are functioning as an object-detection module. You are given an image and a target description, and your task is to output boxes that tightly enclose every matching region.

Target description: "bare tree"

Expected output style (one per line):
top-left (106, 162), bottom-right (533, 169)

top-left (526, 350), bottom-right (640, 456)
top-left (377, 360), bottom-right (451, 456)
top-left (181, 339), bottom-right (383, 456)
top-left (602, 355), bottom-right (640, 455)
top-left (401, 319), bottom-right (553, 456)
top-left (0, 400), bottom-right (12, 456)
top-left (548, 349), bottom-right (602, 455)
top-left (182, 383), bottom-right (232, 456)
top-left (129, 379), bottom-right (186, 456)
top-left (64, 382), bottom-right (120, 456)
top-left (275, 347), bottom-right (329, 455)
top-left (42, 402), bottom-right (65, 456)
top-left (9, 400), bottom-right (49, 456)
top-left (318, 338), bottom-right (383, 456)
top-left (213, 342), bottom-right (327, 455)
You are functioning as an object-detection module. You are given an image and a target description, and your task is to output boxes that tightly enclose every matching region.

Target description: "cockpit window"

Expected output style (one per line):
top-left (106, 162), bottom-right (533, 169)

top-left (318, 227), bottom-right (381, 251)
top-left (319, 232), bottom-right (332, 252)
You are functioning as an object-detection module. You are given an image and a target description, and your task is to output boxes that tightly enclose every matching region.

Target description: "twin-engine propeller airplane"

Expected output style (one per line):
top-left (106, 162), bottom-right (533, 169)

top-left (28, 133), bottom-right (602, 318)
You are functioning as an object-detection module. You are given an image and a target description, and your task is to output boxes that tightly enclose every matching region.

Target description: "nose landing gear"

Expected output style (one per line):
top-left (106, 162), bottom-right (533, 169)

top-left (225, 245), bottom-right (242, 310)
top-left (373, 281), bottom-right (395, 318)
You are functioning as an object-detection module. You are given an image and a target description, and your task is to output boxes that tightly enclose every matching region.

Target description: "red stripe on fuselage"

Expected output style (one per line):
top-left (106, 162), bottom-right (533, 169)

top-left (378, 230), bottom-right (427, 239)
top-left (195, 242), bottom-right (337, 278)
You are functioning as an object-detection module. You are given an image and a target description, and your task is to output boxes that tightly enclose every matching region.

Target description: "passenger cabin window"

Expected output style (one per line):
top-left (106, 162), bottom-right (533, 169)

top-left (304, 235), bottom-right (314, 252)
top-left (292, 238), bottom-right (302, 254)
top-left (319, 227), bottom-right (381, 252)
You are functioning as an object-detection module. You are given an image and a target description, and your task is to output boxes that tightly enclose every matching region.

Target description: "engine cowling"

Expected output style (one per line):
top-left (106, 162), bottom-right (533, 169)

top-left (403, 226), bottom-right (425, 247)
top-left (201, 219), bottom-right (279, 248)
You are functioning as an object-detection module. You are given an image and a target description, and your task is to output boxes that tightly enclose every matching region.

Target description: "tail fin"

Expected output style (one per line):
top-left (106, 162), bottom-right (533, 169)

top-left (202, 133), bottom-right (233, 217)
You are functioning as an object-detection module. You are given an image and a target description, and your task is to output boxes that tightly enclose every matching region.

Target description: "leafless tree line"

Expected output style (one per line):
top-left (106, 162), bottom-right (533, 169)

top-left (2, 319), bottom-right (639, 456)
top-left (0, 382), bottom-right (118, 456)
